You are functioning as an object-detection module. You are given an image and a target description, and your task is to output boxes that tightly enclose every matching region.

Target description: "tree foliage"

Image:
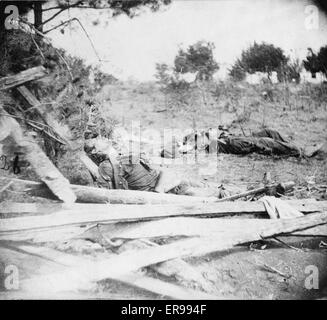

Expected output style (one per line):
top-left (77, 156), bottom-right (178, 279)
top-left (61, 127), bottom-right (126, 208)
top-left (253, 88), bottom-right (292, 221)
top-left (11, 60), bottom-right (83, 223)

top-left (277, 58), bottom-right (302, 83)
top-left (228, 59), bottom-right (246, 81)
top-left (303, 46), bottom-right (327, 77)
top-left (154, 63), bottom-right (190, 91)
top-left (174, 41), bottom-right (219, 81)
top-left (154, 63), bottom-right (171, 86)
top-left (237, 42), bottom-right (288, 76)
top-left (313, 0), bottom-right (327, 15)
top-left (0, 0), bottom-right (171, 33)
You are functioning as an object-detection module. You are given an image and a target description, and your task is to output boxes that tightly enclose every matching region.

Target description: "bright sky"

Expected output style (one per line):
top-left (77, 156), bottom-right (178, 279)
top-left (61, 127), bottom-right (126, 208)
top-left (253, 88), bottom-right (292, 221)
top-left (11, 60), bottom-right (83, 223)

top-left (45, 0), bottom-right (327, 81)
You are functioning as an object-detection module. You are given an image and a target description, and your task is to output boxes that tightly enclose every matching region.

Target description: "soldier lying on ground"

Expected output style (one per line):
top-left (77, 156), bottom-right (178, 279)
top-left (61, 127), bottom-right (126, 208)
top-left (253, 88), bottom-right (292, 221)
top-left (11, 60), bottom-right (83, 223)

top-left (84, 138), bottom-right (227, 197)
top-left (177, 127), bottom-right (326, 159)
top-left (215, 128), bottom-right (302, 157)
top-left (205, 128), bottom-right (326, 158)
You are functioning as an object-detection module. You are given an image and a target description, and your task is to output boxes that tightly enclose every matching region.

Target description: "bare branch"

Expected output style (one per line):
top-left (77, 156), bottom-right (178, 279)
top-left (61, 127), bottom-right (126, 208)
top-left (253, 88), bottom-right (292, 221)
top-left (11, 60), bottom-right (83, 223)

top-left (42, 18), bottom-right (73, 34)
top-left (39, 7), bottom-right (69, 27)
top-left (42, 6), bottom-right (63, 12)
top-left (44, 18), bottom-right (102, 63)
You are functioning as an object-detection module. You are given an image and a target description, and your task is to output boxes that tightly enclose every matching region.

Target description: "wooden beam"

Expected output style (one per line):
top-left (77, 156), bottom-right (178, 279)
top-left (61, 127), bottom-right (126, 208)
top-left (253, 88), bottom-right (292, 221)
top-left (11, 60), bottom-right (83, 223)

top-left (15, 85), bottom-right (68, 145)
top-left (15, 86), bottom-right (98, 182)
top-left (1, 202), bottom-right (327, 240)
top-left (0, 112), bottom-right (76, 204)
top-left (1, 199), bottom-right (326, 217)
top-left (82, 216), bottom-right (327, 241)
top-left (0, 177), bottom-right (218, 204)
top-left (0, 244), bottom-right (217, 299)
top-left (14, 212), bottom-right (327, 293)
top-left (1, 210), bottom-right (326, 244)
top-left (0, 66), bottom-right (47, 90)
top-left (117, 239), bottom-right (218, 295)
top-left (16, 85), bottom-right (42, 108)
top-left (0, 203), bottom-right (264, 233)
top-left (14, 87), bottom-right (103, 184)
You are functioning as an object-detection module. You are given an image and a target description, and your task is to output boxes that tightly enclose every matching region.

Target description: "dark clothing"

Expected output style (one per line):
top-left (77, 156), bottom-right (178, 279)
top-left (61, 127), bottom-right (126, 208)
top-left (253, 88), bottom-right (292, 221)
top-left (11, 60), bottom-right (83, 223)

top-left (252, 128), bottom-right (288, 143)
top-left (217, 129), bottom-right (301, 157)
top-left (122, 161), bottom-right (159, 191)
top-left (97, 155), bottom-right (159, 191)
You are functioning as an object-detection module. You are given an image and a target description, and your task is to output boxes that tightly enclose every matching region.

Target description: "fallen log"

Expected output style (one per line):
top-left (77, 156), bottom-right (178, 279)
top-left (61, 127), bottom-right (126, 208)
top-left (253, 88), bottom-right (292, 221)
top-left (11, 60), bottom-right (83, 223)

top-left (0, 111), bottom-right (76, 204)
top-left (0, 244), bottom-right (217, 299)
top-left (13, 212), bottom-right (327, 293)
top-left (0, 177), bottom-right (218, 204)
top-left (0, 176), bottom-right (298, 205)
top-left (0, 66), bottom-right (47, 91)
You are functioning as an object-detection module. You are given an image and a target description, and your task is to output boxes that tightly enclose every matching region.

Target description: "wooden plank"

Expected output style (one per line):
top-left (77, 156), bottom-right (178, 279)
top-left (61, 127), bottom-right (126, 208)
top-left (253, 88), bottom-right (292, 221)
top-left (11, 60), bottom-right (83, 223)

top-left (0, 225), bottom-right (88, 242)
top-left (0, 244), bottom-right (217, 299)
top-left (1, 214), bottom-right (326, 244)
top-left (14, 212), bottom-right (327, 293)
top-left (0, 218), bottom-right (271, 242)
top-left (117, 239), bottom-right (218, 294)
top-left (14, 87), bottom-right (102, 181)
top-left (15, 86), bottom-right (101, 181)
top-left (0, 177), bottom-right (218, 204)
top-left (0, 66), bottom-right (47, 90)
top-left (81, 217), bottom-right (327, 241)
top-left (1, 199), bottom-right (326, 217)
top-left (16, 85), bottom-right (42, 108)
top-left (1, 198), bottom-right (327, 234)
top-left (15, 85), bottom-right (68, 145)
top-left (0, 111), bottom-right (76, 204)
top-left (0, 204), bottom-right (262, 233)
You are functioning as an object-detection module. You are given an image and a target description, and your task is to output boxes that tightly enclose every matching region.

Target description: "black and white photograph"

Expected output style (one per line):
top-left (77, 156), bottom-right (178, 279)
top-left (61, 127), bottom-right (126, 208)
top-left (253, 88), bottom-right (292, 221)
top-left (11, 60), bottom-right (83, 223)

top-left (0, 0), bottom-right (327, 303)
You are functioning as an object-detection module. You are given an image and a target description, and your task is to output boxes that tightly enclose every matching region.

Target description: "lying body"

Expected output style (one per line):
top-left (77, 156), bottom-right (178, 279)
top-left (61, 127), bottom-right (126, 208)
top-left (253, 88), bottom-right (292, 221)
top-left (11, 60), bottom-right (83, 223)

top-left (216, 129), bottom-right (301, 157)
top-left (85, 138), bottom-right (225, 197)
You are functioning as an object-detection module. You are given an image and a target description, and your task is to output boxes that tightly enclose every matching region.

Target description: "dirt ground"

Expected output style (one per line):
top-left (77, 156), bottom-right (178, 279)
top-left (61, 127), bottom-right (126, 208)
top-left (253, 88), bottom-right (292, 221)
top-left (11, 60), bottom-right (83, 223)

top-left (93, 81), bottom-right (327, 299)
top-left (1, 81), bottom-right (327, 300)
top-left (100, 81), bottom-right (327, 198)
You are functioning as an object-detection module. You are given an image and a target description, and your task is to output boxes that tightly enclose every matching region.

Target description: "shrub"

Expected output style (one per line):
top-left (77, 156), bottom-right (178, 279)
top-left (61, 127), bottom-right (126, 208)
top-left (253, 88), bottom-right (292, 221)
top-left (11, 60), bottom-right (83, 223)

top-left (174, 41), bottom-right (219, 81)
top-left (237, 42), bottom-right (288, 78)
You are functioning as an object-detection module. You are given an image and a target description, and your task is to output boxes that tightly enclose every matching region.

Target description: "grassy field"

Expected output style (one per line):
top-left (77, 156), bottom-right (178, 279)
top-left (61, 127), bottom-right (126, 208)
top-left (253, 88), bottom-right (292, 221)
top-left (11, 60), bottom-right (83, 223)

top-left (96, 80), bottom-right (327, 199)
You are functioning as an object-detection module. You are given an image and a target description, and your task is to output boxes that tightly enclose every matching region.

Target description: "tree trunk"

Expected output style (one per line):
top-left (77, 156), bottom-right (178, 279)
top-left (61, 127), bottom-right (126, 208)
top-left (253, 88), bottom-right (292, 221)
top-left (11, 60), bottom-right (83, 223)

top-left (34, 2), bottom-right (43, 32)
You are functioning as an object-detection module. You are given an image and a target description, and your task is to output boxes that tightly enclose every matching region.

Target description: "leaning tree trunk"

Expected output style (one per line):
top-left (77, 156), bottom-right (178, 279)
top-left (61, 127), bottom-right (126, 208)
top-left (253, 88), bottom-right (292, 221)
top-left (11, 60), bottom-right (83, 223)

top-left (0, 2), bottom-right (7, 75)
top-left (34, 1), bottom-right (43, 32)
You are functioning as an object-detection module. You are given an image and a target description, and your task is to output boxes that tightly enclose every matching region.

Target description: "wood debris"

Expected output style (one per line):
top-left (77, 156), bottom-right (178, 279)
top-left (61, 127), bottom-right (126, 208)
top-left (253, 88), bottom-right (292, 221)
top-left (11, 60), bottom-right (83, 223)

top-left (1, 66), bottom-right (326, 299)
